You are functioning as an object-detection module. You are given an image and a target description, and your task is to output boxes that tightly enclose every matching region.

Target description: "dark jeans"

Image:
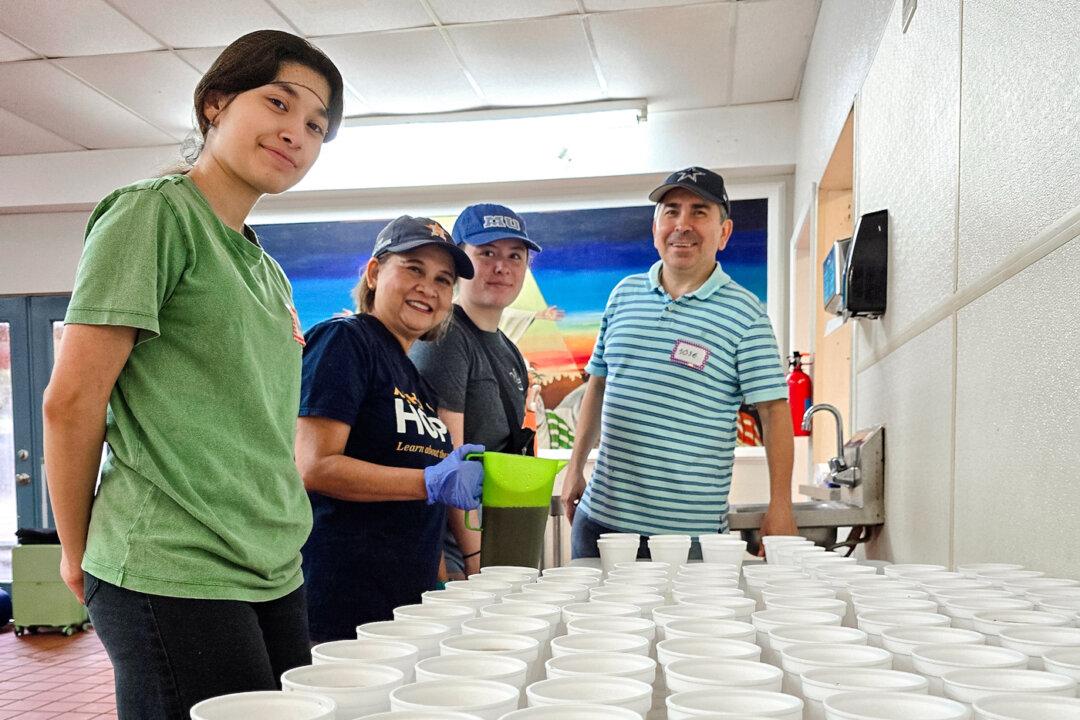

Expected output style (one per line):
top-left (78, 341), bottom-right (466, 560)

top-left (570, 510), bottom-right (703, 561)
top-left (84, 572), bottom-right (311, 720)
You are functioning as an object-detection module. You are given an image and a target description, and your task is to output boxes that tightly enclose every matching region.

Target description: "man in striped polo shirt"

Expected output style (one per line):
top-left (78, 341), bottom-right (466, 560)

top-left (562, 166), bottom-right (799, 557)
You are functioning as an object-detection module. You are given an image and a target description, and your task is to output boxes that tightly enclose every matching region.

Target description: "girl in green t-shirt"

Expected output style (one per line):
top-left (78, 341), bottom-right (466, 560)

top-left (43, 30), bottom-right (343, 719)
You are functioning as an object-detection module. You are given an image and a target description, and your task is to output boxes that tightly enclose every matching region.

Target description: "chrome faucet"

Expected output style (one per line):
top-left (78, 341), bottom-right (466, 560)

top-left (802, 403), bottom-right (861, 487)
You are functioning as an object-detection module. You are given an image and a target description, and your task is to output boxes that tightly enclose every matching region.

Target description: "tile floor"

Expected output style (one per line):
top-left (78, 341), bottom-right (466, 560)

top-left (0, 625), bottom-right (116, 719)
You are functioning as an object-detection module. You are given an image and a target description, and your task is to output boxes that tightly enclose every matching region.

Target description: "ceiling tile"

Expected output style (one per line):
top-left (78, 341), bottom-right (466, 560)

top-left (427, 0), bottom-right (578, 24)
top-left (175, 47), bottom-right (226, 74)
top-left (274, 0), bottom-right (431, 36)
top-left (0, 60), bottom-right (177, 149)
top-left (0, 0), bottom-right (162, 56)
top-left (449, 15), bottom-right (601, 106)
top-left (108, 0), bottom-right (294, 48)
top-left (0, 107), bottom-right (83, 155)
top-left (315, 30), bottom-right (480, 114)
top-left (731, 0), bottom-right (819, 104)
top-left (56, 52), bottom-right (203, 139)
top-left (0, 32), bottom-right (37, 62)
top-left (589, 3), bottom-right (734, 111)
top-left (583, 0), bottom-right (715, 10)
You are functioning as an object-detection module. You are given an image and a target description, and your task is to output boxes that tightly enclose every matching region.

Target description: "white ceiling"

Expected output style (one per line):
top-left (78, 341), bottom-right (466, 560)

top-left (0, 0), bottom-right (820, 156)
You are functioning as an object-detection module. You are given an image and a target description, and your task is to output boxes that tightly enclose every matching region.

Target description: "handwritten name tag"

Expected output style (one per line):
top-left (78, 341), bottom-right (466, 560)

top-left (671, 339), bottom-right (710, 371)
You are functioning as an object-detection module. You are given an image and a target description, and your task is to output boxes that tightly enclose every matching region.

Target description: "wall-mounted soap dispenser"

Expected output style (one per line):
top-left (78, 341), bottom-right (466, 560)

top-left (844, 208), bottom-right (888, 318)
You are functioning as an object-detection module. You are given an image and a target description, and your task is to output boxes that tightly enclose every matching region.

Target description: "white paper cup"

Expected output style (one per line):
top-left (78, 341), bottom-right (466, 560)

top-left (652, 604), bottom-right (737, 636)
top-left (562, 601), bottom-right (641, 626)
top-left (480, 565), bottom-right (540, 581)
top-left (356, 620), bottom-right (454, 661)
top-left (997, 627), bottom-right (1080, 670)
top-left (542, 566), bottom-right (603, 580)
top-left (942, 598), bottom-right (1034, 630)
top-left (970, 609), bottom-right (1074, 645)
top-left (394, 603), bottom-right (476, 632)
top-left (461, 615), bottom-right (551, 646)
top-left (656, 637), bottom-right (762, 666)
top-left (446, 579), bottom-right (513, 600)
top-left (823, 691), bottom-right (969, 720)
top-left (422, 589), bottom-right (497, 612)
top-left (752, 609), bottom-right (842, 664)
top-left (853, 598), bottom-right (940, 616)
top-left (857, 611), bottom-right (951, 647)
top-left (666, 688), bottom-right (803, 720)
top-left (525, 582), bottom-right (590, 603)
top-left (500, 704), bottom-right (642, 720)
top-left (664, 657), bottom-right (783, 693)
top-left (481, 602), bottom-right (561, 640)
top-left (972, 693), bottom-right (1080, 719)
top-left (439, 633), bottom-right (541, 683)
top-left (566, 616), bottom-right (656, 648)
top-left (910, 644), bottom-right (1028, 695)
top-left (414, 653), bottom-right (529, 692)
top-left (957, 564), bottom-right (1024, 579)
top-left (1042, 648), bottom-right (1080, 682)
top-left (363, 711), bottom-right (480, 720)
top-left (614, 561), bottom-right (671, 575)
top-left (545, 651), bottom-right (657, 686)
top-left (540, 574), bottom-right (602, 590)
top-left (550, 631), bottom-right (650, 658)
top-left (697, 536), bottom-right (749, 569)
top-left (599, 539), bottom-right (640, 575)
top-left (765, 596), bottom-right (849, 618)
top-left (648, 536), bottom-right (692, 571)
top-left (280, 663), bottom-right (404, 719)
top-left (663, 618), bottom-right (756, 644)
top-left (879, 627), bottom-right (987, 673)
top-left (676, 595), bottom-right (756, 619)
top-left (190, 691), bottom-right (335, 720)
top-left (311, 639), bottom-right (420, 682)
top-left (884, 565), bottom-right (948, 579)
top-left (768, 625), bottom-right (869, 667)
top-left (801, 668), bottom-right (928, 720)
top-left (779, 643), bottom-right (893, 697)
top-left (390, 678), bottom-right (519, 720)
top-left (941, 667), bottom-right (1077, 708)
top-left (503, 591), bottom-right (575, 609)
top-left (527, 676), bottom-right (653, 718)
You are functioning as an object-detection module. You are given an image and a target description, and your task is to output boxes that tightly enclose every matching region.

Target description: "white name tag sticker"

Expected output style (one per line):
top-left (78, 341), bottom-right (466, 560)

top-left (670, 339), bottom-right (710, 370)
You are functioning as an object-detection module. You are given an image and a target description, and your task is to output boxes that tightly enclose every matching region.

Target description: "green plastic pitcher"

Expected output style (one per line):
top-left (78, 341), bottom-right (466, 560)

top-left (464, 452), bottom-right (568, 531)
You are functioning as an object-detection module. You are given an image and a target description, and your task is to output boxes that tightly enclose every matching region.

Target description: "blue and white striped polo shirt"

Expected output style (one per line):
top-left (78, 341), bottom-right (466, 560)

top-left (579, 260), bottom-right (787, 535)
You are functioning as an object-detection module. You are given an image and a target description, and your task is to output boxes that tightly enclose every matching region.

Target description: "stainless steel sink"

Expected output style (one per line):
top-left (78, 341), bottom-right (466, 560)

top-left (725, 425), bottom-right (886, 555)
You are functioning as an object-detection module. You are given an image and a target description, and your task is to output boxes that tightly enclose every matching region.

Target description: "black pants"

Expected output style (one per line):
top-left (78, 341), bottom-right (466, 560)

top-left (84, 572), bottom-right (311, 720)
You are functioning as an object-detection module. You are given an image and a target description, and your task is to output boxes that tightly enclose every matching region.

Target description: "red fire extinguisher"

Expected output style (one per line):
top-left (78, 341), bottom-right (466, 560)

top-left (788, 351), bottom-right (812, 436)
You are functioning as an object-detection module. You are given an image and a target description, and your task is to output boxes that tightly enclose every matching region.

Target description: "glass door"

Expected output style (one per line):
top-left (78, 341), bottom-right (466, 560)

top-left (0, 295), bottom-right (69, 585)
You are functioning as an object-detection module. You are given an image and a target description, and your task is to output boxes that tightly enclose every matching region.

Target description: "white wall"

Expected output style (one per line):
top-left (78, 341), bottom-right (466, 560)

top-left (801, 0), bottom-right (1080, 573)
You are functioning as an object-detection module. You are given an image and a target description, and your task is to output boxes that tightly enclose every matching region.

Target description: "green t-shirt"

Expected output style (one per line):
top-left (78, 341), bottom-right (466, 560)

top-left (67, 174), bottom-right (311, 601)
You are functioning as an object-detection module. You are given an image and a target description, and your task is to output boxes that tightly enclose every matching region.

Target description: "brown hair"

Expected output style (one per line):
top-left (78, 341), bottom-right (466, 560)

top-left (352, 255), bottom-right (455, 343)
top-left (179, 30), bottom-right (344, 167)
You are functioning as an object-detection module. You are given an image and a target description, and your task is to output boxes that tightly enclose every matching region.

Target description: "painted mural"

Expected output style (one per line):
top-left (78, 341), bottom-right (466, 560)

top-left (255, 198), bottom-right (769, 442)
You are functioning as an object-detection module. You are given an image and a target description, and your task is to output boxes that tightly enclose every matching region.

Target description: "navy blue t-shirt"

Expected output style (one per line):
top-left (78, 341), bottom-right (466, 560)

top-left (299, 313), bottom-right (452, 642)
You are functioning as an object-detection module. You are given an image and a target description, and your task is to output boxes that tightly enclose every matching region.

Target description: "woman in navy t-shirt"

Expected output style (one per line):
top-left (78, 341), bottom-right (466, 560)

top-left (297, 216), bottom-right (485, 642)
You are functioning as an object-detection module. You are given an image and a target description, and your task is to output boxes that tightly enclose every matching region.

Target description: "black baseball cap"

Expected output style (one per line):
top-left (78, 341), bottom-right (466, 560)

top-left (648, 166), bottom-right (731, 215)
top-left (373, 215), bottom-right (475, 279)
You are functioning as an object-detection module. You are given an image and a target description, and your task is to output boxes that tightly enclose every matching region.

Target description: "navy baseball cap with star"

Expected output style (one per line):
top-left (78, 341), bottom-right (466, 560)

top-left (452, 203), bottom-right (543, 253)
top-left (373, 215), bottom-right (475, 279)
top-left (648, 166), bottom-right (731, 216)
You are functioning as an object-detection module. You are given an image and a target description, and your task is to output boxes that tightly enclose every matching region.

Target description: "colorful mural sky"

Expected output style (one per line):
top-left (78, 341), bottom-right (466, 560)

top-left (255, 198), bottom-right (769, 395)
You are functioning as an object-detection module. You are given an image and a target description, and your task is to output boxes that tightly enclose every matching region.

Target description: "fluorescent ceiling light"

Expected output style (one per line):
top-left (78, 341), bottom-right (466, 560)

top-left (293, 100), bottom-right (650, 193)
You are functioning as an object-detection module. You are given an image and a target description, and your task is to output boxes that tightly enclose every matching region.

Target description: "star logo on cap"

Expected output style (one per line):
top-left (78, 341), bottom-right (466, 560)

top-left (426, 222), bottom-right (448, 241)
top-left (677, 169), bottom-right (704, 182)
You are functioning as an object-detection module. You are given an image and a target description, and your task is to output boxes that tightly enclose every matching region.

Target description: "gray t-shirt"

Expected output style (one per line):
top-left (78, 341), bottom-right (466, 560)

top-left (410, 304), bottom-right (529, 575)
top-left (410, 304), bottom-right (528, 451)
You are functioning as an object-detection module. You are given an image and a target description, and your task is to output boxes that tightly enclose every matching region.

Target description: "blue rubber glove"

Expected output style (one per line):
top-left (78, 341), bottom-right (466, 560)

top-left (423, 444), bottom-right (485, 509)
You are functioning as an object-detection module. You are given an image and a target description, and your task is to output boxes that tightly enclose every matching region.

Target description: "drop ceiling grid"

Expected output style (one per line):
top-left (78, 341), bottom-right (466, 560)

top-left (0, 0), bottom-right (163, 56)
top-left (0, 59), bottom-right (176, 148)
top-left (448, 15), bottom-right (603, 107)
top-left (731, 0), bottom-right (821, 105)
top-left (55, 52), bottom-right (204, 139)
top-left (587, 2), bottom-right (736, 111)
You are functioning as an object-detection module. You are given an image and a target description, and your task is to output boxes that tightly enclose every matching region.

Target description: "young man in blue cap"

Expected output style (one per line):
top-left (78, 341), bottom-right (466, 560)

top-left (410, 203), bottom-right (543, 576)
top-left (562, 167), bottom-right (799, 558)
